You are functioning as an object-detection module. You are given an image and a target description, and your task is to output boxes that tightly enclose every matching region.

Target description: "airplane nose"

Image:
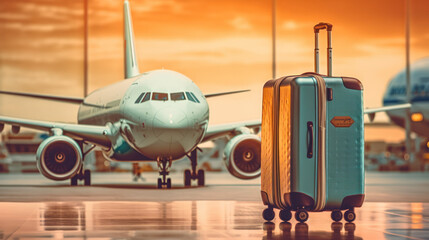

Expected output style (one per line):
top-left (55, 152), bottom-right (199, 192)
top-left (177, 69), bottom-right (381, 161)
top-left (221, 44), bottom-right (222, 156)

top-left (152, 108), bottom-right (190, 142)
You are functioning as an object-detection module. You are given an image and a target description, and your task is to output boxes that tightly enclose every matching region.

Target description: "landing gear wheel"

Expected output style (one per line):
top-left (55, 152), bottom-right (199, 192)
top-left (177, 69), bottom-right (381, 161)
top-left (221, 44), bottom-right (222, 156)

top-left (184, 169), bottom-right (191, 187)
top-left (331, 210), bottom-right (343, 222)
top-left (71, 175), bottom-right (78, 186)
top-left (84, 170), bottom-right (91, 186)
top-left (157, 178), bottom-right (162, 189)
top-left (185, 149), bottom-right (205, 187)
top-left (166, 178), bottom-right (172, 189)
top-left (344, 210), bottom-right (356, 223)
top-left (157, 158), bottom-right (171, 189)
top-left (295, 209), bottom-right (309, 223)
top-left (279, 209), bottom-right (292, 222)
top-left (197, 169), bottom-right (205, 186)
top-left (262, 208), bottom-right (275, 221)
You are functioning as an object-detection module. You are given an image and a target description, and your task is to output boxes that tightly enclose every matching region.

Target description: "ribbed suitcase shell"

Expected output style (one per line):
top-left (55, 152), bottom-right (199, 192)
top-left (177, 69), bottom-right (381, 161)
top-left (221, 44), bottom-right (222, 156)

top-left (260, 73), bottom-right (365, 212)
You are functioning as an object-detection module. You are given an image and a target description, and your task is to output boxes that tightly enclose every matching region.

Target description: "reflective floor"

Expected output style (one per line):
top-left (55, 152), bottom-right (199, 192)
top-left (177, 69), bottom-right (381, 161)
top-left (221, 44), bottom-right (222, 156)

top-left (0, 201), bottom-right (428, 240)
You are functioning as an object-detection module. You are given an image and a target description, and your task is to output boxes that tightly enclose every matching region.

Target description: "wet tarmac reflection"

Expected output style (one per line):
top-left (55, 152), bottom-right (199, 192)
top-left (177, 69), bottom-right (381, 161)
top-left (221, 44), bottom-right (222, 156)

top-left (263, 222), bottom-right (361, 240)
top-left (0, 201), bottom-right (428, 239)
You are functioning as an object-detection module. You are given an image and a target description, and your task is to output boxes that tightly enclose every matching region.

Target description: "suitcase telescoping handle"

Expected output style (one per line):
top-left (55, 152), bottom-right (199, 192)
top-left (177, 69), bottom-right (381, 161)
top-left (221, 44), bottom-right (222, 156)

top-left (307, 121), bottom-right (313, 158)
top-left (314, 22), bottom-right (333, 76)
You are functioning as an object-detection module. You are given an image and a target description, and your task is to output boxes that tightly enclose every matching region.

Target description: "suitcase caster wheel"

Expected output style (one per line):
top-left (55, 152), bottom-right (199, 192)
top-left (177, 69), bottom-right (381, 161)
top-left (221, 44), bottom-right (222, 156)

top-left (331, 210), bottom-right (343, 222)
top-left (344, 210), bottom-right (356, 222)
top-left (262, 208), bottom-right (275, 221)
top-left (279, 209), bottom-right (292, 222)
top-left (295, 209), bottom-right (309, 223)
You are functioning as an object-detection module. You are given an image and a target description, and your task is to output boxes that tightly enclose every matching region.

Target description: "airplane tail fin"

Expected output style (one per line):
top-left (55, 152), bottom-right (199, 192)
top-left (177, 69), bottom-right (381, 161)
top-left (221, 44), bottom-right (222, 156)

top-left (124, 0), bottom-right (140, 79)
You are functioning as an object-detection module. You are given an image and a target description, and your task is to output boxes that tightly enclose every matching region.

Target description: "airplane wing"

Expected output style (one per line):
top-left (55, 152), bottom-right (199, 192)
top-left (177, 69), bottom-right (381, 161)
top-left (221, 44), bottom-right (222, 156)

top-left (364, 103), bottom-right (411, 114)
top-left (202, 120), bottom-right (261, 142)
top-left (204, 90), bottom-right (250, 98)
top-left (0, 90), bottom-right (107, 108)
top-left (0, 115), bottom-right (112, 148)
top-left (364, 103), bottom-right (411, 121)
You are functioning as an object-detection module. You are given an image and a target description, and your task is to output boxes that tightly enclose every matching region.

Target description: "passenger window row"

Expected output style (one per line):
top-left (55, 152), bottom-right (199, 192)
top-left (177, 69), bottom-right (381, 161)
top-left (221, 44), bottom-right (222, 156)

top-left (135, 92), bottom-right (200, 103)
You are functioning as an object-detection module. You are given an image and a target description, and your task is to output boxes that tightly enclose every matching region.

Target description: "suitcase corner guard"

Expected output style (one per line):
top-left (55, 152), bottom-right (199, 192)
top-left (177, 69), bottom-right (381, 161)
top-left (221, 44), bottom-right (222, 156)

top-left (284, 192), bottom-right (315, 210)
top-left (342, 77), bottom-right (363, 90)
top-left (340, 194), bottom-right (365, 210)
top-left (261, 191), bottom-right (270, 206)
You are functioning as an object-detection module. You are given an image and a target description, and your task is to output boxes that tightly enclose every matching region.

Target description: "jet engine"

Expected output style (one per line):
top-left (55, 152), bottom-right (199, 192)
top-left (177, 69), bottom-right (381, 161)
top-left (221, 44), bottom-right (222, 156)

top-left (36, 135), bottom-right (83, 181)
top-left (223, 134), bottom-right (261, 179)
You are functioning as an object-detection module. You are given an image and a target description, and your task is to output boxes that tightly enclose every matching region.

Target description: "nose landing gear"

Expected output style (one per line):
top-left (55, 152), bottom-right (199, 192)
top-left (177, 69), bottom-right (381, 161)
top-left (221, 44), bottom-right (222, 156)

top-left (157, 157), bottom-right (172, 189)
top-left (184, 149), bottom-right (205, 187)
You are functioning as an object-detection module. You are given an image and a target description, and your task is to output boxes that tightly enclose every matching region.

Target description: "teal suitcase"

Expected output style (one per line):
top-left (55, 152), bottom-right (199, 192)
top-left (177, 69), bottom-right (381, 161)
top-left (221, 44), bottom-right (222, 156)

top-left (261, 23), bottom-right (364, 223)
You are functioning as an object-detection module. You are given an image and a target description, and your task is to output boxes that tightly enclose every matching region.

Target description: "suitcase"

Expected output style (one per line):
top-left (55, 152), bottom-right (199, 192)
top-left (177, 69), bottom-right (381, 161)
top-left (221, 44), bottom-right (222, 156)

top-left (260, 22), bottom-right (365, 223)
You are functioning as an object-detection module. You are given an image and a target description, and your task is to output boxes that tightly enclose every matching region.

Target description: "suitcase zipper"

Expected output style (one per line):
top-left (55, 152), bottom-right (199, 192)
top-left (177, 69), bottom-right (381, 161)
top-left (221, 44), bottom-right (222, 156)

top-left (312, 74), bottom-right (327, 211)
top-left (272, 77), bottom-right (287, 209)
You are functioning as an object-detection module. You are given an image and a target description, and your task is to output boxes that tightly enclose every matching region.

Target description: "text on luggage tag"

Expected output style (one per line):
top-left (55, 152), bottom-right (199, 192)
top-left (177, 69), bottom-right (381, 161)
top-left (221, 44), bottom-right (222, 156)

top-left (330, 116), bottom-right (354, 128)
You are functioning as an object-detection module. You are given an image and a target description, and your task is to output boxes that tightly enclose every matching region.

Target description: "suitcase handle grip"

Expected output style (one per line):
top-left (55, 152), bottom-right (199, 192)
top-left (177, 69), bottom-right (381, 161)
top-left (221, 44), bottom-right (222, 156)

top-left (314, 22), bottom-right (333, 76)
top-left (307, 121), bottom-right (313, 158)
top-left (314, 22), bottom-right (333, 33)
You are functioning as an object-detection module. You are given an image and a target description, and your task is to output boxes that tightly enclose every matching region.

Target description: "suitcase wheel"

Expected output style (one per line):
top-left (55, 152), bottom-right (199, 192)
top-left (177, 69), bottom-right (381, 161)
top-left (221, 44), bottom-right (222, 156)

top-left (331, 210), bottom-right (343, 222)
top-left (294, 209), bottom-right (309, 223)
top-left (262, 208), bottom-right (275, 221)
top-left (279, 209), bottom-right (292, 222)
top-left (344, 210), bottom-right (356, 223)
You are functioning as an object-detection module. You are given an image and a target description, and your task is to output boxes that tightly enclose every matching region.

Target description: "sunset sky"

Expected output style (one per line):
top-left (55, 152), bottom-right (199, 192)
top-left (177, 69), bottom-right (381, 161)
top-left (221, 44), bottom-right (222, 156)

top-left (0, 0), bottom-right (428, 140)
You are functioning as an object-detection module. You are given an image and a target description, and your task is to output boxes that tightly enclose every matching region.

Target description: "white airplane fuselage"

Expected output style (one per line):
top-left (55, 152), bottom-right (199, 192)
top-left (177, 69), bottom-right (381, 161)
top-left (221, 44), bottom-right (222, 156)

top-left (383, 57), bottom-right (429, 136)
top-left (78, 70), bottom-right (209, 161)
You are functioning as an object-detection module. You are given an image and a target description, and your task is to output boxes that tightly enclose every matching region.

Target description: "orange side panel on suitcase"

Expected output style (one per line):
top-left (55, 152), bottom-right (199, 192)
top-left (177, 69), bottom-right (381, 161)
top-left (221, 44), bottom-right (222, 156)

top-left (278, 85), bottom-right (292, 204)
top-left (261, 86), bottom-right (274, 205)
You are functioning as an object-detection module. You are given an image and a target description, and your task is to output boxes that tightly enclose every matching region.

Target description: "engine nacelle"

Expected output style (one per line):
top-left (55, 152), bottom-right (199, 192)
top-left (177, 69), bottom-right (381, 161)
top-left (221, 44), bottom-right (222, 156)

top-left (36, 135), bottom-right (83, 181)
top-left (223, 134), bottom-right (261, 179)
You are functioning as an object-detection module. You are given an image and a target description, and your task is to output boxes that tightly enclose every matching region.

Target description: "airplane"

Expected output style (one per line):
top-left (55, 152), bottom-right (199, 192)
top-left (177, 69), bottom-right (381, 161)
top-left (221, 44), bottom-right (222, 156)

top-left (0, 0), bottom-right (262, 188)
top-left (380, 57), bottom-right (429, 136)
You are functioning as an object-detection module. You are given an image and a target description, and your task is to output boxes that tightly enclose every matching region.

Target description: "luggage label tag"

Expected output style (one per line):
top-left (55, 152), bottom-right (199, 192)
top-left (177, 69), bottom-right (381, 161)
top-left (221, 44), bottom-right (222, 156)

top-left (330, 116), bottom-right (354, 128)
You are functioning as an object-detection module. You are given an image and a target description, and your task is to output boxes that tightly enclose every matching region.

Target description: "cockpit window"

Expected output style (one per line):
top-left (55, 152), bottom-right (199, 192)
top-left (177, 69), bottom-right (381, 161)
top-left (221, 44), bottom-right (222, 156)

top-left (186, 92), bottom-right (196, 103)
top-left (190, 92), bottom-right (200, 103)
top-left (142, 92), bottom-right (151, 102)
top-left (152, 92), bottom-right (168, 101)
top-left (135, 92), bottom-right (145, 103)
top-left (186, 92), bottom-right (200, 103)
top-left (171, 92), bottom-right (186, 101)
